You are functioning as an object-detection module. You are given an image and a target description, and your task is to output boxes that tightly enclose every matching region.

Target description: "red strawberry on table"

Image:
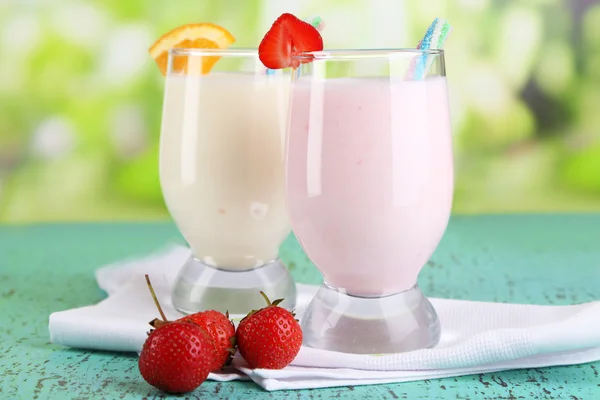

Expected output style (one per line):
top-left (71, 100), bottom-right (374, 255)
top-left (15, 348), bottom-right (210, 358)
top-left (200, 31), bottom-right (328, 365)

top-left (259, 13), bottom-right (324, 69)
top-left (138, 275), bottom-right (218, 393)
top-left (236, 291), bottom-right (303, 369)
top-left (138, 321), bottom-right (216, 393)
top-left (179, 310), bottom-right (236, 372)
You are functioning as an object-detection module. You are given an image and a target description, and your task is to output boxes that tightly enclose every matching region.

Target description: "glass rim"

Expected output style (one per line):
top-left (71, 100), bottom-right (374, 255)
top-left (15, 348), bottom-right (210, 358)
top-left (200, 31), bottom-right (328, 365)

top-left (168, 47), bottom-right (445, 59)
top-left (293, 48), bottom-right (444, 60)
top-left (169, 47), bottom-right (258, 57)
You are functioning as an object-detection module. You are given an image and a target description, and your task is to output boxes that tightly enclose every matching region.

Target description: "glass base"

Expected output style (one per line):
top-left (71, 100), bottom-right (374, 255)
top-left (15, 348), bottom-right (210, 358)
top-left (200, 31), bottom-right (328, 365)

top-left (171, 256), bottom-right (296, 317)
top-left (301, 283), bottom-right (440, 354)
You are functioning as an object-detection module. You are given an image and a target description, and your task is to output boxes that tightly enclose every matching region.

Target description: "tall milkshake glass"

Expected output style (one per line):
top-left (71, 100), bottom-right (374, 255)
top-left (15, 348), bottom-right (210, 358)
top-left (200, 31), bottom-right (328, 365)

top-left (160, 49), bottom-right (296, 315)
top-left (286, 49), bottom-right (453, 353)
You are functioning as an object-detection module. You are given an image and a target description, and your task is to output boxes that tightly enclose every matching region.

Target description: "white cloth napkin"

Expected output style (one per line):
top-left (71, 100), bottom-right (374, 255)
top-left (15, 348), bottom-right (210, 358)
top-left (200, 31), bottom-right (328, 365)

top-left (49, 245), bottom-right (600, 391)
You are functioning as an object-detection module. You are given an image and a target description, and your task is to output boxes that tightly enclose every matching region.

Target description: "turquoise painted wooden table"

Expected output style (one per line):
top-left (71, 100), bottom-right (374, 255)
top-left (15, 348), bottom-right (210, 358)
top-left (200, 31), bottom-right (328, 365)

top-left (1, 215), bottom-right (599, 399)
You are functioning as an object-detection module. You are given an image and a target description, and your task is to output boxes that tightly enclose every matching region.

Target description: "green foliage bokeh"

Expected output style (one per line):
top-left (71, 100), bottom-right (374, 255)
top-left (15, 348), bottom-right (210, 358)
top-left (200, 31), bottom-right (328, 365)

top-left (0, 0), bottom-right (599, 223)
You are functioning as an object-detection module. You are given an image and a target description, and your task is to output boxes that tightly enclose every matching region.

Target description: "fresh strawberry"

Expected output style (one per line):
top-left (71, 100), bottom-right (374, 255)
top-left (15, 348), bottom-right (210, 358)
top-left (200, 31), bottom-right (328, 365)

top-left (236, 291), bottom-right (303, 369)
top-left (258, 13), bottom-right (323, 69)
top-left (138, 275), bottom-right (218, 393)
top-left (138, 321), bottom-right (216, 393)
top-left (179, 310), bottom-right (236, 372)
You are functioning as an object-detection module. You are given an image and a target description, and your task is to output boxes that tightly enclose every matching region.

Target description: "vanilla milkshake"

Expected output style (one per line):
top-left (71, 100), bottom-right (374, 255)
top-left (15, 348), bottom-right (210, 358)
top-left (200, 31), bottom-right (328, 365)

top-left (160, 72), bottom-right (291, 270)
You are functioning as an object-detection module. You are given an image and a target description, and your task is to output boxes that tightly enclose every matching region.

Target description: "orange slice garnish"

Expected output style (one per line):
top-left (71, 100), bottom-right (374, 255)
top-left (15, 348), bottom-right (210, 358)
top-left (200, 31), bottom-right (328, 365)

top-left (149, 23), bottom-right (235, 76)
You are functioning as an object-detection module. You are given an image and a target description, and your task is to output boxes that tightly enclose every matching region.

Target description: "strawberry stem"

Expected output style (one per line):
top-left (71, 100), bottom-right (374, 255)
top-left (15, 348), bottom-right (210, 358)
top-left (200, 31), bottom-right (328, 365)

top-left (145, 274), bottom-right (168, 322)
top-left (259, 291), bottom-right (272, 306)
top-left (259, 291), bottom-right (285, 307)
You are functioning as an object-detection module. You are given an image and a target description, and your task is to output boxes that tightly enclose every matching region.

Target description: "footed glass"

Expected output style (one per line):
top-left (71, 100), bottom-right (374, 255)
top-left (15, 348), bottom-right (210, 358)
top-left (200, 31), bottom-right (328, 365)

top-left (159, 49), bottom-right (296, 315)
top-left (286, 49), bottom-right (453, 353)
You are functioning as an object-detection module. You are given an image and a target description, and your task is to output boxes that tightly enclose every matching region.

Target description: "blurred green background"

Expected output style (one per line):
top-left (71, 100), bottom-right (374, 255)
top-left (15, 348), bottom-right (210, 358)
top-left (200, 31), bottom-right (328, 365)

top-left (1, 0), bottom-right (599, 223)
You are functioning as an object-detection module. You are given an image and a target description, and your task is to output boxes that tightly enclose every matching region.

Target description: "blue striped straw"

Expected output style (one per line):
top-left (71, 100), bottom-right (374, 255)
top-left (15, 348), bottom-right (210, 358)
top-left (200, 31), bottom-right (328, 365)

top-left (408, 18), bottom-right (452, 80)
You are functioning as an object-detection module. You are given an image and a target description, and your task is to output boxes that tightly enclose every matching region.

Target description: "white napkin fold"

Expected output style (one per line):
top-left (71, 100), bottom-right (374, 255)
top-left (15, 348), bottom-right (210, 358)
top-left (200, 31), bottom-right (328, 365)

top-left (49, 245), bottom-right (600, 391)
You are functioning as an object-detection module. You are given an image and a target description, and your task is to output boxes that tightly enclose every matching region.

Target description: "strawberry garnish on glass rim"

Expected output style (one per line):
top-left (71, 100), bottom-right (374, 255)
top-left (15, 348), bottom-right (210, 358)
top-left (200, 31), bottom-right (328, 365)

top-left (258, 13), bottom-right (324, 69)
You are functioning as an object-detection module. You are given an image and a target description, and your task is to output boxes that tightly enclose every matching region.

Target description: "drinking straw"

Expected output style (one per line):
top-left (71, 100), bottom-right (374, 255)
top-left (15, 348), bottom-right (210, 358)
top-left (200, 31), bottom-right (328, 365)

top-left (406, 17), bottom-right (452, 80)
top-left (308, 16), bottom-right (325, 31)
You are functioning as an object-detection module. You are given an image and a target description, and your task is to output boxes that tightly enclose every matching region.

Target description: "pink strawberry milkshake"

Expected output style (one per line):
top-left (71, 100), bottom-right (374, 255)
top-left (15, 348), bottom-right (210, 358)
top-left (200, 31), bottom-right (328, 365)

top-left (286, 76), bottom-right (453, 297)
